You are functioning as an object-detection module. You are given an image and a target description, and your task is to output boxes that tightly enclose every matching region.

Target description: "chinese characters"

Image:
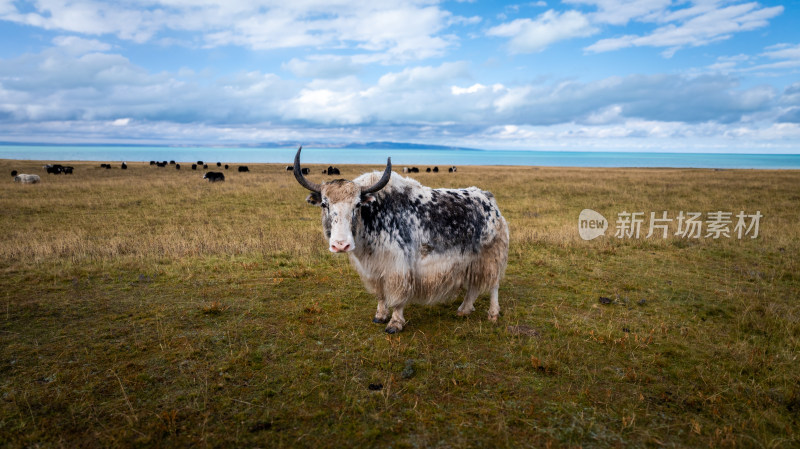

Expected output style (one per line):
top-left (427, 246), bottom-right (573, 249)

top-left (613, 211), bottom-right (761, 239)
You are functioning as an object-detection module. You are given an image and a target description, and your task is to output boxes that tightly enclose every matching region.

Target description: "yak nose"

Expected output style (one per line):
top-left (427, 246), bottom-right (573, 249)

top-left (330, 240), bottom-right (352, 253)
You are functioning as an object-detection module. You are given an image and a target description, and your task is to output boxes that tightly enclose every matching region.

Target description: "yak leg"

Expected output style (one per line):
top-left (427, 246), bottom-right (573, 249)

top-left (385, 306), bottom-right (406, 334)
top-left (373, 297), bottom-right (390, 324)
top-left (488, 286), bottom-right (500, 322)
top-left (457, 286), bottom-right (479, 317)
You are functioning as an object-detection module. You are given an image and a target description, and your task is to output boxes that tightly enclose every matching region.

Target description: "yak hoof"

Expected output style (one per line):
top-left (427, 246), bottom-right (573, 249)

top-left (373, 316), bottom-right (390, 324)
top-left (488, 313), bottom-right (499, 323)
top-left (385, 322), bottom-right (404, 334)
top-left (457, 304), bottom-right (475, 317)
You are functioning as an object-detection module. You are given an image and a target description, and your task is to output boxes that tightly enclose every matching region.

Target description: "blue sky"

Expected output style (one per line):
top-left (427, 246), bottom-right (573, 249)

top-left (0, 0), bottom-right (799, 153)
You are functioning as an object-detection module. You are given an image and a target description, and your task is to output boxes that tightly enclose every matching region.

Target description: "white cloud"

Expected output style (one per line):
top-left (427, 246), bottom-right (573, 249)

top-left (0, 1), bottom-right (456, 62)
top-left (493, 85), bottom-right (533, 113)
top-left (283, 62), bottom-right (473, 125)
top-left (566, 0), bottom-right (671, 26)
top-left (585, 2), bottom-right (783, 55)
top-left (706, 53), bottom-right (750, 72)
top-left (452, 83), bottom-right (499, 95)
top-left (283, 76), bottom-right (366, 125)
top-left (0, 0), bottom-right (15, 15)
top-left (202, 10), bottom-right (326, 50)
top-left (487, 1), bottom-right (783, 57)
top-left (780, 83), bottom-right (800, 105)
top-left (282, 56), bottom-right (362, 79)
top-left (487, 9), bottom-right (597, 53)
top-left (763, 43), bottom-right (800, 61)
top-left (376, 62), bottom-right (470, 89)
top-left (52, 36), bottom-right (112, 55)
top-left (473, 120), bottom-right (800, 152)
top-left (751, 44), bottom-right (800, 71)
top-left (288, 88), bottom-right (365, 125)
top-left (702, 43), bottom-right (800, 75)
top-left (334, 6), bottom-right (453, 61)
top-left (3, 0), bottom-right (159, 42)
top-left (448, 15), bottom-right (482, 26)
top-left (0, 44), bottom-right (296, 124)
top-left (584, 105), bottom-right (624, 124)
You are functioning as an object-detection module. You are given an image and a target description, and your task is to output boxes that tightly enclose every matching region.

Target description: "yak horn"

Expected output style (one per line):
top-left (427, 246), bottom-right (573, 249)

top-left (361, 157), bottom-right (392, 194)
top-left (293, 146), bottom-right (321, 193)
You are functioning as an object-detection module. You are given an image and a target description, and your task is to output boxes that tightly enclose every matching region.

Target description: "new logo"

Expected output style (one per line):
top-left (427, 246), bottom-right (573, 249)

top-left (578, 209), bottom-right (608, 240)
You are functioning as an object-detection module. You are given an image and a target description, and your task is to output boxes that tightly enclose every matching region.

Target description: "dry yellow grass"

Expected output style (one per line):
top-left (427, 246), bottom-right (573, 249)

top-left (3, 162), bottom-right (797, 261)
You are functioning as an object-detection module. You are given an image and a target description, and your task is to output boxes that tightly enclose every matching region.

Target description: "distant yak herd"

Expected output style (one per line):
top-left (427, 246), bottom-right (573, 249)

top-left (150, 160), bottom-right (250, 181)
top-left (10, 161), bottom-right (251, 184)
top-left (11, 162), bottom-right (458, 185)
top-left (44, 164), bottom-right (74, 174)
top-left (285, 165), bottom-right (330, 175)
top-left (405, 166), bottom-right (457, 173)
top-left (283, 165), bottom-right (457, 175)
top-left (148, 160), bottom-right (233, 171)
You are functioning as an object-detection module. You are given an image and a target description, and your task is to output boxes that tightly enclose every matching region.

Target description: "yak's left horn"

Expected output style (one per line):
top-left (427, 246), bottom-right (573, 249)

top-left (293, 146), bottom-right (321, 193)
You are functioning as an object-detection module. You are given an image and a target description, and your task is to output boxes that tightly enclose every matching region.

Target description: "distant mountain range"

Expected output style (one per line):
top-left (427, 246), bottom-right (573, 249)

top-left (193, 141), bottom-right (485, 151)
top-left (0, 141), bottom-right (484, 151)
top-left (340, 142), bottom-right (482, 151)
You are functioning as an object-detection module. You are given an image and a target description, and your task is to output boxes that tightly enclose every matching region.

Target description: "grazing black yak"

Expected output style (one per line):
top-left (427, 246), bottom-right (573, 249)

top-left (203, 172), bottom-right (225, 182)
top-left (45, 164), bottom-right (65, 174)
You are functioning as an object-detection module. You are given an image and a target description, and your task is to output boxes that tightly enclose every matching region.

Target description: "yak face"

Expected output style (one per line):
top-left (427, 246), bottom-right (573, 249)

top-left (306, 180), bottom-right (375, 253)
top-left (293, 146), bottom-right (391, 253)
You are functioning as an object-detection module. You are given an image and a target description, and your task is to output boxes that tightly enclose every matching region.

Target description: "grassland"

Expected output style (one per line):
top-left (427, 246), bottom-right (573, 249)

top-left (0, 160), bottom-right (798, 448)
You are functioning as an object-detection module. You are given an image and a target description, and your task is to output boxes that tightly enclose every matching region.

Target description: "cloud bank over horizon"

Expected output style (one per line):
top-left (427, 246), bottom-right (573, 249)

top-left (0, 0), bottom-right (799, 153)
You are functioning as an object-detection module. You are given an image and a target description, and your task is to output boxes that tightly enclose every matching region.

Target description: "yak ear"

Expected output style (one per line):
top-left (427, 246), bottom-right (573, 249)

top-left (360, 193), bottom-right (376, 204)
top-left (306, 192), bottom-right (322, 206)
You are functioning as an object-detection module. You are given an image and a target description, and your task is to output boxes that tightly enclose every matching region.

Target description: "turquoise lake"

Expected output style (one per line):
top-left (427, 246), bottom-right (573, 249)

top-left (1, 145), bottom-right (799, 169)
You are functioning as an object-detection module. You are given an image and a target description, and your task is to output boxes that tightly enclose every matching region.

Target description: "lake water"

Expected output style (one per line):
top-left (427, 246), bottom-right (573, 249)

top-left (1, 145), bottom-right (799, 169)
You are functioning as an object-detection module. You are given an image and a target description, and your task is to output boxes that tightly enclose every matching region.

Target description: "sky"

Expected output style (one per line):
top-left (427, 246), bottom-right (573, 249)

top-left (0, 0), bottom-right (799, 153)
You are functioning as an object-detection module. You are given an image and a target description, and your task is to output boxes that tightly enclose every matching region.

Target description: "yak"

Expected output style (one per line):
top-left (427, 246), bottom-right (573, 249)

top-left (293, 147), bottom-right (508, 333)
top-left (203, 172), bottom-right (225, 183)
